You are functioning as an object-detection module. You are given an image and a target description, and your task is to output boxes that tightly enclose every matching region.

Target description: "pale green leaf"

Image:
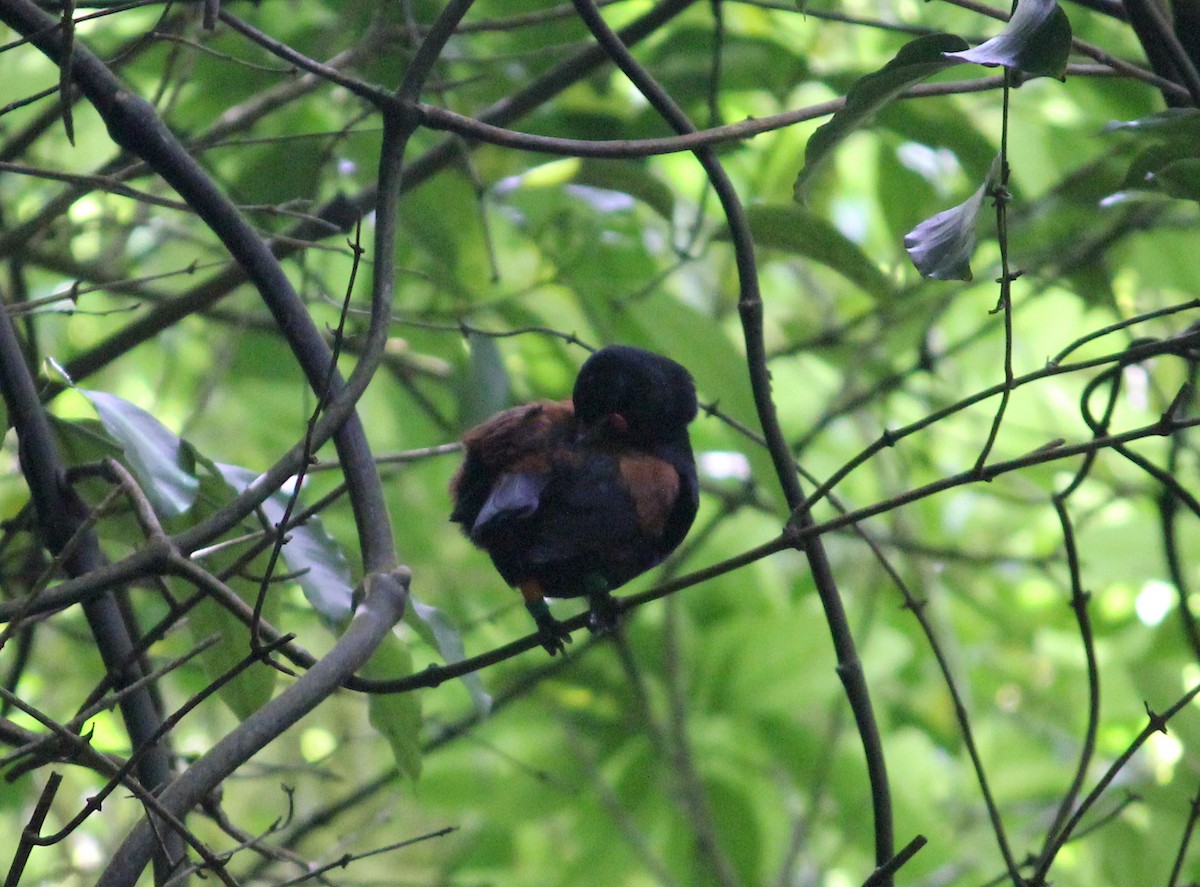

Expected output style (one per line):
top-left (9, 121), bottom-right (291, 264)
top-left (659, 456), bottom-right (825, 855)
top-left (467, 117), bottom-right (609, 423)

top-left (362, 630), bottom-right (423, 782)
top-left (407, 594), bottom-right (492, 715)
top-left (739, 204), bottom-right (897, 301)
top-left (459, 332), bottom-right (511, 428)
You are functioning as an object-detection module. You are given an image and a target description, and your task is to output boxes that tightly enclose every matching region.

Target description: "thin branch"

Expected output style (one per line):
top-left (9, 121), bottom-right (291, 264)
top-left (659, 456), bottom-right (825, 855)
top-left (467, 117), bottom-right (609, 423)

top-left (0, 155), bottom-right (177, 876)
top-left (801, 331), bottom-right (1200, 516)
top-left (1039, 682), bottom-right (1200, 870)
top-left (0, 0), bottom-right (397, 579)
top-left (410, 65), bottom-right (1137, 160)
top-left (1168, 792), bottom-right (1200, 887)
top-left (96, 567), bottom-right (411, 886)
top-left (567, 2), bottom-right (892, 873)
top-left (217, 10), bottom-right (392, 106)
top-left (4, 771), bottom-right (61, 887)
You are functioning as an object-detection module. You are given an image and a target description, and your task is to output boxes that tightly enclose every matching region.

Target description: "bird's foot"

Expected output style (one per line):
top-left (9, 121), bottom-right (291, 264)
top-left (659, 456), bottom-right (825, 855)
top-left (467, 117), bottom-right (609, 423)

top-left (525, 599), bottom-right (573, 656)
top-left (586, 592), bottom-right (621, 635)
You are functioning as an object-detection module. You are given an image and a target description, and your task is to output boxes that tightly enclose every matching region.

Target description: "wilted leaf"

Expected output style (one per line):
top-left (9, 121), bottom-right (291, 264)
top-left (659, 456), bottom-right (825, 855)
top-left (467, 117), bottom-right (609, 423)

top-left (904, 155), bottom-right (1002, 280)
top-left (217, 463), bottom-right (355, 623)
top-left (79, 389), bottom-right (199, 518)
top-left (945, 0), bottom-right (1073, 80)
top-left (795, 33), bottom-right (969, 198)
top-left (406, 594), bottom-right (492, 715)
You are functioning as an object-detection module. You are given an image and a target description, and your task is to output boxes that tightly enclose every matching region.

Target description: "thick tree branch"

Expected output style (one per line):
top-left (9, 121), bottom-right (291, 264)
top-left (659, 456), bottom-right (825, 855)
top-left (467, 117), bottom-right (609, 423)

top-left (0, 240), bottom-right (178, 877)
top-left (94, 567), bottom-right (410, 885)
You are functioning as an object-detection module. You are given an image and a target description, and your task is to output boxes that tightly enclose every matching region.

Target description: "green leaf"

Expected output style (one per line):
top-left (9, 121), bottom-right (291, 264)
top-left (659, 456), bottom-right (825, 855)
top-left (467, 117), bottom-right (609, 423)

top-left (231, 135), bottom-right (327, 209)
top-left (644, 26), bottom-right (810, 101)
top-left (795, 33), bottom-right (970, 198)
top-left (184, 574), bottom-right (280, 720)
top-left (459, 333), bottom-right (511, 429)
top-left (1108, 110), bottom-right (1200, 203)
top-left (78, 389), bottom-right (200, 518)
top-left (1146, 158), bottom-right (1200, 202)
top-left (496, 170), bottom-right (659, 301)
top-left (904, 155), bottom-right (1002, 280)
top-left (402, 171), bottom-right (493, 297)
top-left (574, 159), bottom-right (676, 223)
top-left (52, 416), bottom-right (125, 466)
top-left (877, 99), bottom-right (1001, 181)
top-left (406, 595), bottom-right (492, 715)
top-left (739, 204), bottom-right (897, 301)
top-left (217, 463), bottom-right (355, 624)
top-left (1106, 108), bottom-right (1200, 139)
top-left (361, 629), bottom-right (423, 782)
top-left (172, 457), bottom-right (279, 720)
top-left (1123, 156), bottom-right (1200, 205)
top-left (945, 0), bottom-right (1073, 80)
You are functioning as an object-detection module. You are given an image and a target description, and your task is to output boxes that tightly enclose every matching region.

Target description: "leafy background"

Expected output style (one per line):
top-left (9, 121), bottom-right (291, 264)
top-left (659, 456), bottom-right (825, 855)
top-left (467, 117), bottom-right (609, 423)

top-left (0, 0), bottom-right (1199, 884)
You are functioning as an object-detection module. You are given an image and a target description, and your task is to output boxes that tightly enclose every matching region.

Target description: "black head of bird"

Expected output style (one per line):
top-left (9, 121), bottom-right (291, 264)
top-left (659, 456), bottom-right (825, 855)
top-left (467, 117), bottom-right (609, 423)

top-left (572, 344), bottom-right (698, 446)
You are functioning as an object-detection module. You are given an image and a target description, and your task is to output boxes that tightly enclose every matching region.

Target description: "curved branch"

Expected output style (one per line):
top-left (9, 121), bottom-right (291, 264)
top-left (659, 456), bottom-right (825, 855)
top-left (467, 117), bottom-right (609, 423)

top-left (0, 264), bottom-right (177, 874)
top-left (519, 4), bottom-right (898, 876)
top-left (96, 567), bottom-right (411, 886)
top-left (409, 63), bottom-right (1177, 157)
top-left (0, 0), bottom-right (396, 574)
top-left (1122, 0), bottom-right (1200, 105)
top-left (55, 0), bottom-right (699, 395)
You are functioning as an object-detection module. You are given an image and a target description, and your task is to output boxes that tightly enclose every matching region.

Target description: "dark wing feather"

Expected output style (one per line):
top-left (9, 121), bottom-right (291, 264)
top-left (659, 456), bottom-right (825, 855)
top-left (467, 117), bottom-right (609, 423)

top-left (470, 471), bottom-right (549, 539)
top-left (520, 450), bottom-right (645, 594)
top-left (449, 399), bottom-right (574, 530)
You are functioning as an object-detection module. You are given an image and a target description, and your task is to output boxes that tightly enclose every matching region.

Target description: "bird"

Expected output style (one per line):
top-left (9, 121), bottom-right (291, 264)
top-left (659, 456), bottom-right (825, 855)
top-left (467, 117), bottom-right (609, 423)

top-left (450, 345), bottom-right (699, 655)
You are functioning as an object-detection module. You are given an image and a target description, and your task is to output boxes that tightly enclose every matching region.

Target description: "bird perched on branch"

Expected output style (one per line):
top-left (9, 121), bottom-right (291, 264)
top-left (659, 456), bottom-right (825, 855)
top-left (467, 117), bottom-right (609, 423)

top-left (450, 345), bottom-right (699, 655)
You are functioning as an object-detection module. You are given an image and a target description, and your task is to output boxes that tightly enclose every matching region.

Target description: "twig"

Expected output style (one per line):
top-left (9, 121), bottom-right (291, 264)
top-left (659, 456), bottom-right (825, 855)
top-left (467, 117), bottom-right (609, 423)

top-left (4, 771), bottom-right (61, 887)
